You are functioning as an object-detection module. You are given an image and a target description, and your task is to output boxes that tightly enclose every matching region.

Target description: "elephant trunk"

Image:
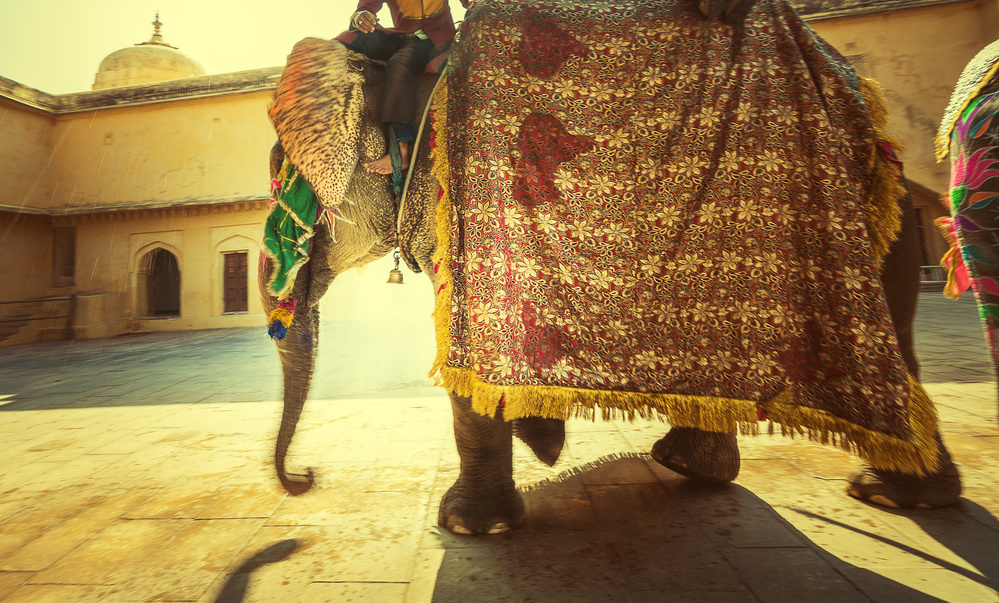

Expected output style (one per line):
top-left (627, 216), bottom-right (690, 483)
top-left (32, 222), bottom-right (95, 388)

top-left (275, 391), bottom-right (315, 495)
top-left (270, 300), bottom-right (319, 496)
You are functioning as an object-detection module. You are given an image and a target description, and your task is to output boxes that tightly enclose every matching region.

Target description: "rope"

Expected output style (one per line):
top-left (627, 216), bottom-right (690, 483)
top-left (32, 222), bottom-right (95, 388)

top-left (395, 72), bottom-right (447, 239)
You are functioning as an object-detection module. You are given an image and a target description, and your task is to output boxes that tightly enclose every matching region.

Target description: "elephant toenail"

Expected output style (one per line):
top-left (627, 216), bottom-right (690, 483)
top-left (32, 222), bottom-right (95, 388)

top-left (487, 523), bottom-right (511, 535)
top-left (450, 524), bottom-right (473, 535)
top-left (868, 495), bottom-right (901, 508)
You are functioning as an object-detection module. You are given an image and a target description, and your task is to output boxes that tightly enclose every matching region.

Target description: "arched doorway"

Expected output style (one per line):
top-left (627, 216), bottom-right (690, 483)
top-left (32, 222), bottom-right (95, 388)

top-left (145, 248), bottom-right (180, 316)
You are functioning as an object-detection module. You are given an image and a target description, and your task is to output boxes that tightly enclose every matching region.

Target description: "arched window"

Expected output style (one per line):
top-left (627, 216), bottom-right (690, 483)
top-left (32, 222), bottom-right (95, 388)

top-left (145, 248), bottom-right (180, 316)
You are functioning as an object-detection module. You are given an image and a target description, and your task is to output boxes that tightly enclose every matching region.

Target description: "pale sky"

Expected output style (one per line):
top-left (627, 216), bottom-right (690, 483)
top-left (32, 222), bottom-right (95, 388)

top-left (0, 0), bottom-right (468, 94)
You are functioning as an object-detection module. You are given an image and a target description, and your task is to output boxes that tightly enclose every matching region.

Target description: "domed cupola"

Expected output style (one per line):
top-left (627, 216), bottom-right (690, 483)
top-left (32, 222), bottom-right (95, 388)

top-left (92, 14), bottom-right (206, 90)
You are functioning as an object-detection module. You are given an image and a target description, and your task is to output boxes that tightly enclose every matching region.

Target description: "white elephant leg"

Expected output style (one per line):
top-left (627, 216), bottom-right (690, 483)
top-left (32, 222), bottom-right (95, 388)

top-left (948, 87), bottom-right (999, 406)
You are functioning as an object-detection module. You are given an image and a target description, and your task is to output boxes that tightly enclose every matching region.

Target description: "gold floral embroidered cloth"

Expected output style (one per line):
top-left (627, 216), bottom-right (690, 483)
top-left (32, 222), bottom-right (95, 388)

top-left (430, 0), bottom-right (939, 473)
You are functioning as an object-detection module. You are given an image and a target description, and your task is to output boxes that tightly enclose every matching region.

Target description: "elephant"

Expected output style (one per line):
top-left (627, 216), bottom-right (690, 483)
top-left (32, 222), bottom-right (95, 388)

top-left (936, 39), bottom-right (999, 415)
top-left (260, 0), bottom-right (962, 535)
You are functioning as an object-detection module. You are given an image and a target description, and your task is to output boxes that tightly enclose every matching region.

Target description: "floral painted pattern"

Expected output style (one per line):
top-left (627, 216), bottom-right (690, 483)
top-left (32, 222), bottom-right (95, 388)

top-left (438, 0), bottom-right (912, 436)
top-left (948, 85), bottom-right (999, 366)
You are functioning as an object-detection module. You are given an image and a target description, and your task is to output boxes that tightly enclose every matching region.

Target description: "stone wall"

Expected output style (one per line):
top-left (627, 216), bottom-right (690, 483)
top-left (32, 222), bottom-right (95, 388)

top-left (0, 70), bottom-right (280, 346)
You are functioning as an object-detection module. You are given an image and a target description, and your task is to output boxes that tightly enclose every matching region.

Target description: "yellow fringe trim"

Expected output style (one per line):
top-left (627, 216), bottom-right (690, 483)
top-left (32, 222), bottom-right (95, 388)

top-left (935, 59), bottom-right (999, 161)
top-left (429, 81), bottom-right (456, 382)
top-left (438, 366), bottom-right (940, 476)
top-left (429, 76), bottom-right (939, 476)
top-left (859, 77), bottom-right (907, 266)
top-left (275, 156), bottom-right (290, 185)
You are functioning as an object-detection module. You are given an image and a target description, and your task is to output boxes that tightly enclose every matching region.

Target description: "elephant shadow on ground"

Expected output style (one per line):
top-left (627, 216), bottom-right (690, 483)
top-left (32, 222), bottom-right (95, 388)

top-left (429, 457), bottom-right (997, 602)
top-left (843, 500), bottom-right (999, 593)
top-left (210, 539), bottom-right (300, 603)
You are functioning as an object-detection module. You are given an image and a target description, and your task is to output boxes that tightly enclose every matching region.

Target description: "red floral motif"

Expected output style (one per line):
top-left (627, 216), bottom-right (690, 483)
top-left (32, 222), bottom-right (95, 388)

top-left (513, 113), bottom-right (593, 207)
top-left (778, 320), bottom-right (847, 385)
top-left (518, 8), bottom-right (587, 78)
top-left (521, 302), bottom-right (575, 370)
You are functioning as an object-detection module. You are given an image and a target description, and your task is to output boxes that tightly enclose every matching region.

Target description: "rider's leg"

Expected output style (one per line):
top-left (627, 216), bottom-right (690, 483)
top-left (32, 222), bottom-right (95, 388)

top-left (365, 38), bottom-right (434, 174)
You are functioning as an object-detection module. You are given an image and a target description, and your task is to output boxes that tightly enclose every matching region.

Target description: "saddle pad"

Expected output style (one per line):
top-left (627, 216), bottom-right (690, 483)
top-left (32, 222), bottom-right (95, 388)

top-left (430, 0), bottom-right (939, 474)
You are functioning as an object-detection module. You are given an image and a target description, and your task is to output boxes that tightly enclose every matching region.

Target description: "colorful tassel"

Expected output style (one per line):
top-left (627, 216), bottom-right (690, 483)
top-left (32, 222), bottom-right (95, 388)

top-left (936, 216), bottom-right (972, 299)
top-left (267, 298), bottom-right (296, 341)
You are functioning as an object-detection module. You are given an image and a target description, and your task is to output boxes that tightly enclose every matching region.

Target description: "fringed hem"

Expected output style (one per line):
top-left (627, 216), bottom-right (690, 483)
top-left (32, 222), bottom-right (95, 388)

top-left (429, 82), bottom-right (455, 380)
top-left (935, 59), bottom-right (999, 161)
top-left (438, 366), bottom-right (941, 476)
top-left (859, 78), bottom-right (906, 266)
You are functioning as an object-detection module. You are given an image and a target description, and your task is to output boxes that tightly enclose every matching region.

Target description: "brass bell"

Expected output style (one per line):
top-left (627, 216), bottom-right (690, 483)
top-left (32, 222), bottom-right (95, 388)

top-left (387, 249), bottom-right (404, 285)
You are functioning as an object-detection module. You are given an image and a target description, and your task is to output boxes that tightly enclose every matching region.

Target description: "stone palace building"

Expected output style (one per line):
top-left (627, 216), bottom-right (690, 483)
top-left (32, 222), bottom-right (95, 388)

top-left (1, 0), bottom-right (997, 346)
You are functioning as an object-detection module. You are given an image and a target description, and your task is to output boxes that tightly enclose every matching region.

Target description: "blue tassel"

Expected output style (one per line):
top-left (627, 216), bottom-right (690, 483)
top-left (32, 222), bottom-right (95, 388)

top-left (267, 298), bottom-right (296, 341)
top-left (268, 320), bottom-right (289, 341)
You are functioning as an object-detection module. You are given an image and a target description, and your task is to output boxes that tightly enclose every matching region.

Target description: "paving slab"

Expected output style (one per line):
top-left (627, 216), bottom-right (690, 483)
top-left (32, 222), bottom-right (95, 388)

top-left (0, 290), bottom-right (996, 602)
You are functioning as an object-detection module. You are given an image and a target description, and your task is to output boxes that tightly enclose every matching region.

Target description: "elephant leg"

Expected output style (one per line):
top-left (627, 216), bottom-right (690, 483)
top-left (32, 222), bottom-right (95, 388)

top-left (650, 426), bottom-right (740, 483)
top-left (846, 434), bottom-right (962, 508)
top-left (843, 86), bottom-right (999, 509)
top-left (880, 191), bottom-right (922, 378)
top-left (843, 185), bottom-right (965, 508)
top-left (513, 416), bottom-right (565, 467)
top-left (439, 394), bottom-right (524, 535)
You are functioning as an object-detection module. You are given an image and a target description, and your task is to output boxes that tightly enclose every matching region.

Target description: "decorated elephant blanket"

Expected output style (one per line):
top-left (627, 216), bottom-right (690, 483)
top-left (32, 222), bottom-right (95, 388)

top-left (430, 0), bottom-right (941, 473)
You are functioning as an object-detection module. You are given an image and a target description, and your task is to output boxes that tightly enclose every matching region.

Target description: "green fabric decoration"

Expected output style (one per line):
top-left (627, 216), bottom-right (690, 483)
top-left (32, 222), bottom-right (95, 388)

top-left (262, 161), bottom-right (319, 299)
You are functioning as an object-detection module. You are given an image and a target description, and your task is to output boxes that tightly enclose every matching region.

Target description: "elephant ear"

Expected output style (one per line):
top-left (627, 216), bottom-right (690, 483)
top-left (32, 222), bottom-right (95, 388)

top-left (269, 38), bottom-right (365, 210)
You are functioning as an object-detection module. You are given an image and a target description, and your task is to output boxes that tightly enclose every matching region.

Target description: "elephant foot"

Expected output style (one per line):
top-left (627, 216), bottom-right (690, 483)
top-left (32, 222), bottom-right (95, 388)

top-left (438, 479), bottom-right (525, 535)
top-left (846, 441), bottom-right (962, 509)
top-left (650, 426), bottom-right (741, 483)
top-left (513, 417), bottom-right (565, 467)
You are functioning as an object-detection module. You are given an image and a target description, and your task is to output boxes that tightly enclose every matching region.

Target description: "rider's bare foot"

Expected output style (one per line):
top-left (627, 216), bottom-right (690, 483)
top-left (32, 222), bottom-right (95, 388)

top-left (364, 141), bottom-right (410, 175)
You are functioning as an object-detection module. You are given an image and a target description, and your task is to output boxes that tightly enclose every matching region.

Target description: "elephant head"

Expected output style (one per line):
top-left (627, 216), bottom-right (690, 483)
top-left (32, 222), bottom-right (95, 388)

top-left (263, 38), bottom-right (442, 495)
